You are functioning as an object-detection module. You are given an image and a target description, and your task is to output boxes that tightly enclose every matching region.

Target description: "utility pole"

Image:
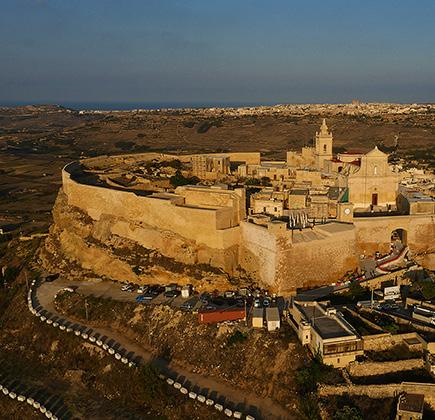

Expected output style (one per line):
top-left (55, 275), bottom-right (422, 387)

top-left (84, 299), bottom-right (89, 321)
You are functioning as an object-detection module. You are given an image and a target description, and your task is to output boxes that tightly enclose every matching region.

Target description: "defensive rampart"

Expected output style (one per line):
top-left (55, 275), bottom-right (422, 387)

top-left (62, 163), bottom-right (240, 272)
top-left (354, 214), bottom-right (435, 256)
top-left (239, 221), bottom-right (358, 293)
top-left (59, 156), bottom-right (435, 291)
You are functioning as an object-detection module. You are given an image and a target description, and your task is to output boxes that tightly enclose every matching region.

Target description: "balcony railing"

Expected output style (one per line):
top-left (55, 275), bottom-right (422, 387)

top-left (323, 340), bottom-right (363, 355)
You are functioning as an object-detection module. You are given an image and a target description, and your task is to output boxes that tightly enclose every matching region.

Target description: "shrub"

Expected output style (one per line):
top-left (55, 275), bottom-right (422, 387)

top-left (115, 141), bottom-right (136, 150)
top-left (182, 121), bottom-right (196, 128)
top-left (227, 330), bottom-right (248, 346)
top-left (196, 120), bottom-right (222, 133)
top-left (169, 171), bottom-right (200, 187)
top-left (334, 405), bottom-right (363, 420)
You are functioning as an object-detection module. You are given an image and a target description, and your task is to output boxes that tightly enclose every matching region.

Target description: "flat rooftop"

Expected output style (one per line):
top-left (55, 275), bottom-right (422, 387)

top-left (297, 303), bottom-right (355, 340)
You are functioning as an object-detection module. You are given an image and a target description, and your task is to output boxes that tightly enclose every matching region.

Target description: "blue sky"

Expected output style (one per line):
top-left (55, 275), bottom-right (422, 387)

top-left (1, 0), bottom-right (434, 104)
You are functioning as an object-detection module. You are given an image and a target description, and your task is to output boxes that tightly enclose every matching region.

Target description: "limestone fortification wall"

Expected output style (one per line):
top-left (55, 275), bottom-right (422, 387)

top-left (239, 222), bottom-right (278, 288)
top-left (354, 214), bottom-right (435, 256)
top-left (82, 151), bottom-right (261, 169)
top-left (59, 155), bottom-right (435, 291)
top-left (62, 163), bottom-right (241, 272)
top-left (239, 221), bottom-right (358, 293)
top-left (275, 225), bottom-right (357, 293)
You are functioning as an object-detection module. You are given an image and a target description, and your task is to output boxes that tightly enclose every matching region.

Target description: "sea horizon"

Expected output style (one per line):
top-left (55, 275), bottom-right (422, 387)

top-left (1, 100), bottom-right (432, 112)
top-left (0, 100), bottom-right (282, 111)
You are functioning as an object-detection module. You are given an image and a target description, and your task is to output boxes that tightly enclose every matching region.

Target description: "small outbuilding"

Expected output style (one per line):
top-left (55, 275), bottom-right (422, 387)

top-left (252, 308), bottom-right (264, 328)
top-left (181, 285), bottom-right (192, 298)
top-left (266, 307), bottom-right (280, 331)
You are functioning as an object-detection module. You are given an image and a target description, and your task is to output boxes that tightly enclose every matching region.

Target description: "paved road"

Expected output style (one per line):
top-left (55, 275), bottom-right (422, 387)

top-left (36, 279), bottom-right (293, 420)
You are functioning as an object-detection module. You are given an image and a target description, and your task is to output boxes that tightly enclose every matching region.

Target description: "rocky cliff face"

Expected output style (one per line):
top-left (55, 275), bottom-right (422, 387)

top-left (41, 189), bottom-right (247, 291)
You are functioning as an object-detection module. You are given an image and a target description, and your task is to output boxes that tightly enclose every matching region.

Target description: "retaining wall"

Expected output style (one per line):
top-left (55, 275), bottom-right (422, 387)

top-left (319, 382), bottom-right (435, 407)
top-left (348, 359), bottom-right (423, 377)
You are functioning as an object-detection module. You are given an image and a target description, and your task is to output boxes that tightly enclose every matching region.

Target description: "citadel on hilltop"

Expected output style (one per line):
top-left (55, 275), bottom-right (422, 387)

top-left (56, 120), bottom-right (434, 293)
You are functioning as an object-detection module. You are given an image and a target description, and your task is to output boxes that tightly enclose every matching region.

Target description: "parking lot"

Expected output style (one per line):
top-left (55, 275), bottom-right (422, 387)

top-left (40, 277), bottom-right (288, 328)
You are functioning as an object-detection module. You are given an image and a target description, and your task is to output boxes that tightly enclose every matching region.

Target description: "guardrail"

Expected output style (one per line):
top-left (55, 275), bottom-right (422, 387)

top-left (26, 279), bottom-right (258, 420)
top-left (0, 370), bottom-right (70, 420)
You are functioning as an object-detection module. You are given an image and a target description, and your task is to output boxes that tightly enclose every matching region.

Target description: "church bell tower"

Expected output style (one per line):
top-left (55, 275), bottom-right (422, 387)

top-left (315, 119), bottom-right (333, 170)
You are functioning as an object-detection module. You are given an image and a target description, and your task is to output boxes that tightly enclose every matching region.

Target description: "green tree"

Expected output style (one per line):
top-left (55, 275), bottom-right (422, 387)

top-left (169, 170), bottom-right (199, 187)
top-left (349, 282), bottom-right (366, 299)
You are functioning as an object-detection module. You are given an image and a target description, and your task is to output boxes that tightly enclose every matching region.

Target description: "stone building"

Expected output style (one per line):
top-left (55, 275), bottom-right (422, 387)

top-left (395, 393), bottom-right (424, 420)
top-left (289, 299), bottom-right (364, 367)
top-left (346, 146), bottom-right (399, 211)
top-left (286, 119), bottom-right (333, 171)
top-left (191, 154), bottom-right (230, 180)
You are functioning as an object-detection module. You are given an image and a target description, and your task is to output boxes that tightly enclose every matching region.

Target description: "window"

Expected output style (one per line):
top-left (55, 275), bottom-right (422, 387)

top-left (374, 165), bottom-right (378, 175)
top-left (323, 144), bottom-right (327, 153)
top-left (337, 358), bottom-right (340, 364)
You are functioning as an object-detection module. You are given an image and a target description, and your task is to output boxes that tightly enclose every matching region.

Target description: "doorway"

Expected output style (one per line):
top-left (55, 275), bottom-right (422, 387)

top-left (371, 193), bottom-right (378, 206)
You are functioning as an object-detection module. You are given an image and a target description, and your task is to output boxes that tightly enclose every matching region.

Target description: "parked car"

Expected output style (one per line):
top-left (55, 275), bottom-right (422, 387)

top-left (136, 295), bottom-right (148, 303)
top-left (125, 284), bottom-right (136, 293)
top-left (224, 291), bottom-right (236, 298)
top-left (254, 298), bottom-right (262, 308)
top-left (148, 285), bottom-right (164, 294)
top-left (165, 283), bottom-right (177, 292)
top-left (164, 290), bottom-right (180, 298)
top-left (121, 283), bottom-right (132, 291)
top-left (263, 298), bottom-right (271, 307)
top-left (181, 301), bottom-right (194, 310)
top-left (137, 285), bottom-right (148, 294)
top-left (199, 292), bottom-right (210, 303)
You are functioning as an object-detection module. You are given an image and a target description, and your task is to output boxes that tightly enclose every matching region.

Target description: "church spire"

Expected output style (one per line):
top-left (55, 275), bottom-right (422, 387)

top-left (320, 118), bottom-right (329, 135)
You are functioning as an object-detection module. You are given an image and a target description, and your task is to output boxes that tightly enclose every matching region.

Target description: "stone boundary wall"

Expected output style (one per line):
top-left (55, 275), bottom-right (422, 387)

top-left (346, 307), bottom-right (384, 333)
top-left (348, 359), bottom-right (423, 377)
top-left (318, 382), bottom-right (435, 407)
top-left (362, 332), bottom-right (424, 351)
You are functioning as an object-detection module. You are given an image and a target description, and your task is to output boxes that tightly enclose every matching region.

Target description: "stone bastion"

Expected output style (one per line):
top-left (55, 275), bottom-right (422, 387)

top-left (55, 154), bottom-right (435, 293)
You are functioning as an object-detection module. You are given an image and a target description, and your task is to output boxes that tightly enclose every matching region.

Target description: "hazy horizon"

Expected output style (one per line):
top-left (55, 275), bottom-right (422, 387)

top-left (2, 100), bottom-right (435, 112)
top-left (1, 0), bottom-right (434, 104)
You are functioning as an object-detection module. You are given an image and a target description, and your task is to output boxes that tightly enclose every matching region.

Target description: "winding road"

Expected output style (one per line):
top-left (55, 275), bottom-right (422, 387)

top-left (33, 278), bottom-right (293, 420)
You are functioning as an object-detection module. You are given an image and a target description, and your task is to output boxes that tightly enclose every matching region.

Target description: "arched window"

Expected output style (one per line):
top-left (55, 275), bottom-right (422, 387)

top-left (323, 144), bottom-right (327, 153)
top-left (374, 165), bottom-right (378, 175)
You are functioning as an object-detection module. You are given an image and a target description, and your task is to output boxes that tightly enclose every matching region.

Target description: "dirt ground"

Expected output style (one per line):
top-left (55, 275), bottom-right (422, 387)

top-left (0, 241), bottom-right (223, 420)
